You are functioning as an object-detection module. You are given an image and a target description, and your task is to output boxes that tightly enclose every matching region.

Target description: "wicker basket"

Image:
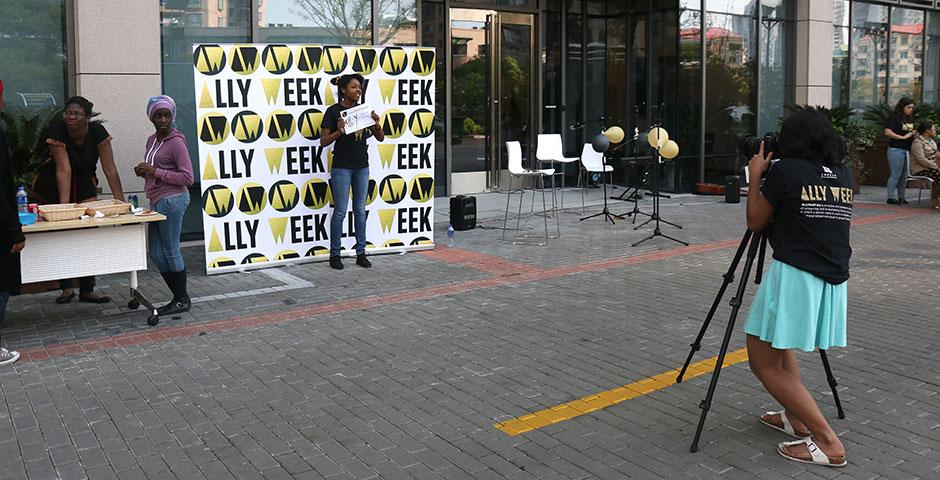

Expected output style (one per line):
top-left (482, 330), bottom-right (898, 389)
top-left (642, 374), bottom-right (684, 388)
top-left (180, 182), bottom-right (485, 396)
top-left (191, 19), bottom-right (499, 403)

top-left (81, 199), bottom-right (132, 216)
top-left (39, 203), bottom-right (88, 222)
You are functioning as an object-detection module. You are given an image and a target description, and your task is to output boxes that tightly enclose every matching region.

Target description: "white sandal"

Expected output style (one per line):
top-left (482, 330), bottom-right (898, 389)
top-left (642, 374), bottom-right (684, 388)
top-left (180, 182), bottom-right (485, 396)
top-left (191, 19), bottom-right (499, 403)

top-left (777, 439), bottom-right (846, 467)
top-left (760, 411), bottom-right (811, 439)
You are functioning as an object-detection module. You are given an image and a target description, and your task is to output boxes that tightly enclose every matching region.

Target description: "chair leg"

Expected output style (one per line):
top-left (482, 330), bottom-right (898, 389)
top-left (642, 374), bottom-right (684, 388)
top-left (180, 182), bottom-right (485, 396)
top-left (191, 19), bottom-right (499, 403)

top-left (552, 173), bottom-right (560, 238)
top-left (541, 175), bottom-right (549, 244)
top-left (502, 175), bottom-right (513, 241)
top-left (560, 165), bottom-right (566, 211)
top-left (516, 176), bottom-right (526, 238)
top-left (580, 167), bottom-right (586, 214)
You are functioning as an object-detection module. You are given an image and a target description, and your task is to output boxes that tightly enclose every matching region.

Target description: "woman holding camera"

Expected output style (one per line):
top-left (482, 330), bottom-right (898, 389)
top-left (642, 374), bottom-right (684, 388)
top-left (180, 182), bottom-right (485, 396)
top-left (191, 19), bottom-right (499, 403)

top-left (745, 108), bottom-right (851, 467)
top-left (884, 98), bottom-right (915, 205)
top-left (909, 122), bottom-right (940, 210)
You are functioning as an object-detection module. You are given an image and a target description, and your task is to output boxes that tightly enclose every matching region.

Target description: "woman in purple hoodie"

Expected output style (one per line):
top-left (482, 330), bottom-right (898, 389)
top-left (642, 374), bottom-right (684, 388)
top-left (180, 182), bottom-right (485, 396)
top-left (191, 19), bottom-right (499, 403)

top-left (134, 96), bottom-right (194, 315)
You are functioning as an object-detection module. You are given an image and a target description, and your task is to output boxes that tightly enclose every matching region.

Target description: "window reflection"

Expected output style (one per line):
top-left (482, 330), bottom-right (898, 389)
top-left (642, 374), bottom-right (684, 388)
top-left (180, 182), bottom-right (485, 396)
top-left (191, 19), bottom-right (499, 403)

top-left (678, 4), bottom-right (702, 162)
top-left (926, 13), bottom-right (940, 104)
top-left (888, 8), bottom-right (924, 105)
top-left (703, 11), bottom-right (756, 167)
top-left (379, 0), bottom-right (417, 46)
top-left (0, 0), bottom-right (68, 110)
top-left (832, 0), bottom-right (850, 107)
top-left (586, 0), bottom-right (606, 133)
top-left (758, 0), bottom-right (790, 135)
top-left (260, 0), bottom-right (371, 44)
top-left (421, 2), bottom-right (446, 194)
top-left (565, 0), bottom-right (583, 152)
top-left (704, 0), bottom-right (757, 16)
top-left (850, 3), bottom-right (888, 109)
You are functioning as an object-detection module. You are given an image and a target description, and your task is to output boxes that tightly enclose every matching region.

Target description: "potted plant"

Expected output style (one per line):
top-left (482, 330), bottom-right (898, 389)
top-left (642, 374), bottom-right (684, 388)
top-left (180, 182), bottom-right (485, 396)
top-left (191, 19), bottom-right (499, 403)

top-left (841, 117), bottom-right (879, 192)
top-left (0, 105), bottom-right (64, 187)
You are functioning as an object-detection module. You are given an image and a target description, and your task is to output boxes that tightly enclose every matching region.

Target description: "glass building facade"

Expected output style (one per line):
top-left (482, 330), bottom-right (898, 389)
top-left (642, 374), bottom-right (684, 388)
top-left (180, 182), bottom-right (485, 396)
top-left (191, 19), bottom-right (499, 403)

top-left (835, 1), bottom-right (940, 108)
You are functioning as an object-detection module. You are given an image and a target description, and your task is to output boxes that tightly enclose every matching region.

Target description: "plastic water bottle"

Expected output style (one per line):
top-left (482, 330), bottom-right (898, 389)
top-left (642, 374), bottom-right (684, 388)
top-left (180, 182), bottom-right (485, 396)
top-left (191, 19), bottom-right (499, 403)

top-left (16, 185), bottom-right (28, 213)
top-left (446, 224), bottom-right (455, 247)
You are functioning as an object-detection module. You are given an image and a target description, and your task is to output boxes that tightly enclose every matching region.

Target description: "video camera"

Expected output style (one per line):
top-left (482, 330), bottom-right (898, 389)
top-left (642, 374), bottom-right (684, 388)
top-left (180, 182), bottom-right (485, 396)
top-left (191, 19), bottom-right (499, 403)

top-left (738, 132), bottom-right (779, 158)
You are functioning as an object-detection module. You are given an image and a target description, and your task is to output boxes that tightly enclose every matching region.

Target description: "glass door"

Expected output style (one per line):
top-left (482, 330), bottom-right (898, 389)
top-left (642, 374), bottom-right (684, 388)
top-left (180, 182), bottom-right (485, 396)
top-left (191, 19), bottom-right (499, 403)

top-left (450, 9), bottom-right (534, 192)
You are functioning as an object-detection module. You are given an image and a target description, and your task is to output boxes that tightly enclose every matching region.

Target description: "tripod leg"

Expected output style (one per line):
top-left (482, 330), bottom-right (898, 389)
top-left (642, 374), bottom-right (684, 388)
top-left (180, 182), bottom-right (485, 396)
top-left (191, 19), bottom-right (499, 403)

top-left (691, 233), bottom-right (762, 453)
top-left (678, 231), bottom-right (753, 382)
top-left (819, 350), bottom-right (846, 419)
top-left (755, 233), bottom-right (768, 284)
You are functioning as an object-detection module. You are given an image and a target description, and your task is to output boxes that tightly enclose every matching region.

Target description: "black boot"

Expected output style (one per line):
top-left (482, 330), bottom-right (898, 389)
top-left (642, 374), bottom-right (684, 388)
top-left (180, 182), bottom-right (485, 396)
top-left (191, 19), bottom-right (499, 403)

top-left (157, 270), bottom-right (191, 316)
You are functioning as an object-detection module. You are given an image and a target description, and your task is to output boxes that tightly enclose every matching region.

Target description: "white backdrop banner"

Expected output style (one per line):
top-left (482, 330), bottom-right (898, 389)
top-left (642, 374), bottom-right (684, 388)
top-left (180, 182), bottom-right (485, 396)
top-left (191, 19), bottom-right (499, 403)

top-left (192, 44), bottom-right (436, 274)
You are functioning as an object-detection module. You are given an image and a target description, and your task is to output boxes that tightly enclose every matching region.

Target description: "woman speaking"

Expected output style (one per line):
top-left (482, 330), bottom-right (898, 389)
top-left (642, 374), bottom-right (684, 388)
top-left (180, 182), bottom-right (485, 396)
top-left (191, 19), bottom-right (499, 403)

top-left (320, 73), bottom-right (384, 270)
top-left (744, 108), bottom-right (852, 467)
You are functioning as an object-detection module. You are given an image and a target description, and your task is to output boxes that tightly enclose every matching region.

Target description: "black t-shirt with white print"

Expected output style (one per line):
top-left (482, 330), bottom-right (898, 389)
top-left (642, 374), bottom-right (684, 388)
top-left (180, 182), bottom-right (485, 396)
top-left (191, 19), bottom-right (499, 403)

top-left (760, 158), bottom-right (853, 284)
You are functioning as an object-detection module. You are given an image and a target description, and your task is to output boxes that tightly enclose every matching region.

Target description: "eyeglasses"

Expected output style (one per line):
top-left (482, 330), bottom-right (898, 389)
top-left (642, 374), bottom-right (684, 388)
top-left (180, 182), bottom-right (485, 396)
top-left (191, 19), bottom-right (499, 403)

top-left (64, 111), bottom-right (85, 119)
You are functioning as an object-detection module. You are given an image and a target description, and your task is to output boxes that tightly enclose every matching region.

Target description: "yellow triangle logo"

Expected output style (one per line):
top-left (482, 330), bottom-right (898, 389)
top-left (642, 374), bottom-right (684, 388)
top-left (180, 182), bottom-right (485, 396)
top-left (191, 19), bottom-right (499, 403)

top-left (202, 153), bottom-right (218, 180)
top-left (199, 82), bottom-right (214, 108)
top-left (262, 78), bottom-right (281, 105)
top-left (265, 148), bottom-right (283, 174)
top-left (379, 79), bottom-right (396, 104)
top-left (379, 208), bottom-right (396, 233)
top-left (268, 217), bottom-right (289, 243)
top-left (208, 226), bottom-right (223, 252)
top-left (378, 144), bottom-right (395, 169)
top-left (324, 84), bottom-right (335, 106)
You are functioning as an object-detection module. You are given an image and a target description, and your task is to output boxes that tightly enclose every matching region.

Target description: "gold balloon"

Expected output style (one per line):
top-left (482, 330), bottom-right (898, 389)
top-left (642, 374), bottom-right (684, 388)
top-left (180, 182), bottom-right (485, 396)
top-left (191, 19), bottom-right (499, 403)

top-left (602, 126), bottom-right (625, 144)
top-left (647, 127), bottom-right (669, 148)
top-left (660, 140), bottom-right (680, 159)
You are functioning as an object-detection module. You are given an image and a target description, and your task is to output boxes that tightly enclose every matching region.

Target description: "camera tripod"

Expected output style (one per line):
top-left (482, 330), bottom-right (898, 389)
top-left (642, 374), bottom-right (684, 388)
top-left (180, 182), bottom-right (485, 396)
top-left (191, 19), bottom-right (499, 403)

top-left (676, 228), bottom-right (845, 453)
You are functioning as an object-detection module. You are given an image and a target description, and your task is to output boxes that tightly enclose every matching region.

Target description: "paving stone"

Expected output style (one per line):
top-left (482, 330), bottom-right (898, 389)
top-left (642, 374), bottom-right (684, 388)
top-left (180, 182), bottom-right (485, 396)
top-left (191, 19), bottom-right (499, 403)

top-left (0, 189), bottom-right (938, 479)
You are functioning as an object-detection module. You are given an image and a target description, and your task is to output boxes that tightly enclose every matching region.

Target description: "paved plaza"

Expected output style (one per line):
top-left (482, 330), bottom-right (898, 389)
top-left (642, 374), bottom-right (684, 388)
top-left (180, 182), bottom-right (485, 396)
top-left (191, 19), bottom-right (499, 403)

top-left (1, 185), bottom-right (939, 479)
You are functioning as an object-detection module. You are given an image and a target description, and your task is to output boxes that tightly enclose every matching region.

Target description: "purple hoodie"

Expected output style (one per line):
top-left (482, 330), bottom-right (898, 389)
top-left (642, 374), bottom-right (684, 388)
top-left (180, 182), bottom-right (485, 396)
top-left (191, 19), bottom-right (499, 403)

top-left (143, 129), bottom-right (194, 204)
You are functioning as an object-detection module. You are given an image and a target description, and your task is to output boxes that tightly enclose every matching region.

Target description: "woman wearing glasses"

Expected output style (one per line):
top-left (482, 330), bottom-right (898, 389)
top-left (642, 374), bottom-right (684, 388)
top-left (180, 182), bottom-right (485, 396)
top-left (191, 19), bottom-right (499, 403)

top-left (34, 96), bottom-right (125, 304)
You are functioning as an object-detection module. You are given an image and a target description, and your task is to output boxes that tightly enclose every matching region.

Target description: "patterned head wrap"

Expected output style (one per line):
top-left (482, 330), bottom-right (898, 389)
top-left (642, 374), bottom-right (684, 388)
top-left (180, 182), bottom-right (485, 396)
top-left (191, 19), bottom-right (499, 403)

top-left (147, 95), bottom-right (177, 128)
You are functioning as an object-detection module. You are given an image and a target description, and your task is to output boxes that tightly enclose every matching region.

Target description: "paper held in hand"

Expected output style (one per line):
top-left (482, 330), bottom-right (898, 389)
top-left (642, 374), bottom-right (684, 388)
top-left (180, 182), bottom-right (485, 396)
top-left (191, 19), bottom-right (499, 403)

top-left (340, 104), bottom-right (375, 135)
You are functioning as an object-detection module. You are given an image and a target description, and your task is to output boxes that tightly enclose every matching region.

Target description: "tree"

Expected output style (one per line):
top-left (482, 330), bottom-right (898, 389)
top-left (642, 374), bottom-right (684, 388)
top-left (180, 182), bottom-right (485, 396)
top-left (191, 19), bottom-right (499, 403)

top-left (292, 0), bottom-right (415, 45)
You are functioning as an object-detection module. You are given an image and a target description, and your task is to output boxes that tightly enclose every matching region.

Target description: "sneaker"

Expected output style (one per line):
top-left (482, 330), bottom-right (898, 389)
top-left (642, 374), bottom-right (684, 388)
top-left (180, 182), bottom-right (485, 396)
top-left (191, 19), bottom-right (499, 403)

top-left (356, 254), bottom-right (372, 268)
top-left (0, 348), bottom-right (20, 366)
top-left (887, 198), bottom-right (899, 205)
top-left (329, 256), bottom-right (344, 270)
top-left (900, 198), bottom-right (909, 204)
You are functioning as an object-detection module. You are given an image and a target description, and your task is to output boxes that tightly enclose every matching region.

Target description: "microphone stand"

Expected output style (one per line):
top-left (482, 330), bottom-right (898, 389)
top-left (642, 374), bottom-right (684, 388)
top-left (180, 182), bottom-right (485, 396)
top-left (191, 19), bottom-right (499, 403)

top-left (613, 102), bottom-right (644, 204)
top-left (631, 123), bottom-right (688, 247)
top-left (611, 128), bottom-right (654, 223)
top-left (579, 120), bottom-right (624, 225)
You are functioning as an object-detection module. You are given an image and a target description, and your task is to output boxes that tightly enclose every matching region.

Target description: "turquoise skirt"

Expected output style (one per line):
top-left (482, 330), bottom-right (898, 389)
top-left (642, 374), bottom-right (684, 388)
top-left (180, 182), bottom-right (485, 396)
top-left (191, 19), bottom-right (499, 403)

top-left (744, 260), bottom-right (847, 352)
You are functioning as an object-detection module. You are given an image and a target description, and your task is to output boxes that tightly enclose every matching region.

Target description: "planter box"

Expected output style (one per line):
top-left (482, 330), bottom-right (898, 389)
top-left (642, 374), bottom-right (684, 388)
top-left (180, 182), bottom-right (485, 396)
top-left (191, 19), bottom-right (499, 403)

top-left (859, 140), bottom-right (889, 186)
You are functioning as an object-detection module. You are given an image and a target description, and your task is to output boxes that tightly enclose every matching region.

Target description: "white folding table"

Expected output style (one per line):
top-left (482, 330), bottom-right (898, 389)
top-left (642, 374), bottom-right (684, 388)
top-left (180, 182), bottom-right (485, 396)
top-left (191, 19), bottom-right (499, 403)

top-left (21, 213), bottom-right (167, 325)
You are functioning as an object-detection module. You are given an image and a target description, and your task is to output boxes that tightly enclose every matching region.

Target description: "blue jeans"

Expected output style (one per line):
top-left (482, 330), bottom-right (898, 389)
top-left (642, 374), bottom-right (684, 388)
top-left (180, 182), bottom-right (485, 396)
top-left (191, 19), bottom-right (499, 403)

top-left (0, 292), bottom-right (9, 344)
top-left (330, 167), bottom-right (369, 256)
top-left (149, 193), bottom-right (190, 272)
top-left (886, 147), bottom-right (909, 201)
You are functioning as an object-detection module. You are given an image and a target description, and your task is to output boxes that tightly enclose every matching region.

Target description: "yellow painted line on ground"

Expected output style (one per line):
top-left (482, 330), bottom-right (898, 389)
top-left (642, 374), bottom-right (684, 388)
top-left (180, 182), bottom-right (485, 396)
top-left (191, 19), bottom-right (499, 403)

top-left (494, 348), bottom-right (750, 436)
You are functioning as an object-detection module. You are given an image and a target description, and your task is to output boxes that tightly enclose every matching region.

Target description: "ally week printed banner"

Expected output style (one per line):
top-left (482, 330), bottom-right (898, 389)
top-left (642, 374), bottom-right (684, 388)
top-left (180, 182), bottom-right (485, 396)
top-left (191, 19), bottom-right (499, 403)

top-left (193, 44), bottom-right (436, 274)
